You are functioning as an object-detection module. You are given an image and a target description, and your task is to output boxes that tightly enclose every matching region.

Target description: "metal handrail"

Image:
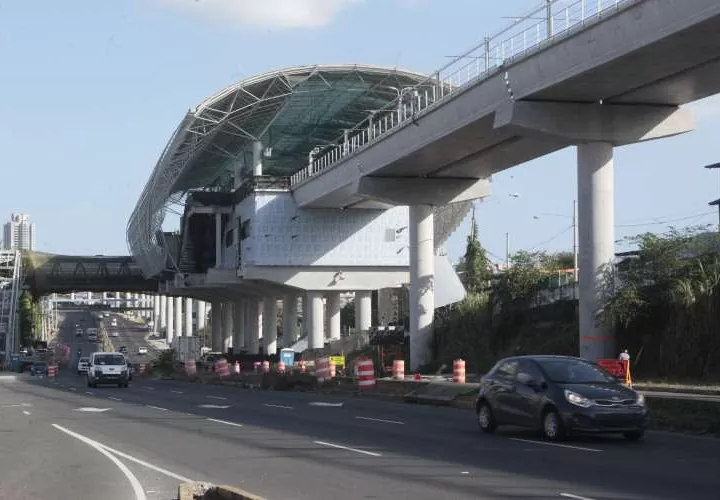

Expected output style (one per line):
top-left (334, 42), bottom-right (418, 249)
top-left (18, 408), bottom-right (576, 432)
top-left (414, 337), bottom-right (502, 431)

top-left (290, 0), bottom-right (636, 187)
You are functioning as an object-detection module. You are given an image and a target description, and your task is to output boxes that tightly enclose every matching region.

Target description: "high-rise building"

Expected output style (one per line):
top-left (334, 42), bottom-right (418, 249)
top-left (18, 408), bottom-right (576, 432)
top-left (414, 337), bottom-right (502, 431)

top-left (3, 213), bottom-right (36, 251)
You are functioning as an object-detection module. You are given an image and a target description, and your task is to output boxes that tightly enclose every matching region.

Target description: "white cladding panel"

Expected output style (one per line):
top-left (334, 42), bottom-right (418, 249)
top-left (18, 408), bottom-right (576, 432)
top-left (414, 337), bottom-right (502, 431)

top-left (236, 192), bottom-right (410, 267)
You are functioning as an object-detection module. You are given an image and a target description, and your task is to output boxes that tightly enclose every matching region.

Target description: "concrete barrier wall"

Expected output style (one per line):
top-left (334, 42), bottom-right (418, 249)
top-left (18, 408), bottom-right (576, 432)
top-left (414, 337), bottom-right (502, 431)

top-left (178, 482), bottom-right (266, 500)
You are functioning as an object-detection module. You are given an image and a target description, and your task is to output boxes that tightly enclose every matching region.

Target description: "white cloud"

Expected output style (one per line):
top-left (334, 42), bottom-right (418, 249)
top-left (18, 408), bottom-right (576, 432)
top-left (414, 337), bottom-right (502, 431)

top-left (158, 0), bottom-right (363, 30)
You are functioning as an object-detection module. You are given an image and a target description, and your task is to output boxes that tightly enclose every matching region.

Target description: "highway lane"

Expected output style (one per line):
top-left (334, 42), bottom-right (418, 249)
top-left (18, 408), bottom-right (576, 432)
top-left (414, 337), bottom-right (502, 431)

top-left (0, 376), bottom-right (179, 500)
top-left (56, 308), bottom-right (103, 371)
top-left (13, 370), bottom-right (720, 500)
top-left (104, 312), bottom-right (160, 364)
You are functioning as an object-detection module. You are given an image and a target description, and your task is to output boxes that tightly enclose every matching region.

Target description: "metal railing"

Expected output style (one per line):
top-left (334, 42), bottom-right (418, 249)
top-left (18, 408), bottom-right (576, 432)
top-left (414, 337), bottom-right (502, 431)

top-left (290, 0), bottom-right (636, 187)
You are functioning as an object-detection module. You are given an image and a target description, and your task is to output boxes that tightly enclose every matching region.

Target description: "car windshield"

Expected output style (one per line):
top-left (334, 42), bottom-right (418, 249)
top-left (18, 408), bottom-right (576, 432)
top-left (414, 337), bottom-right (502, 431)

top-left (94, 355), bottom-right (125, 366)
top-left (537, 358), bottom-right (616, 384)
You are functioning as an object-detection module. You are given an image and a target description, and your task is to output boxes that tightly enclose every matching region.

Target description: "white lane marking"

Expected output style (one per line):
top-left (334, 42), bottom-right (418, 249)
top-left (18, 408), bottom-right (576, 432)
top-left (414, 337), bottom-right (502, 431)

top-left (52, 423), bottom-right (192, 483)
top-left (309, 401), bottom-right (343, 407)
top-left (207, 395), bottom-right (227, 400)
top-left (22, 410), bottom-right (31, 416)
top-left (85, 391), bottom-right (94, 395)
top-left (313, 440), bottom-right (382, 457)
top-left (145, 387), bottom-right (154, 391)
top-left (171, 390), bottom-right (184, 395)
top-left (109, 397), bottom-right (122, 401)
top-left (74, 407), bottom-right (111, 413)
top-left (146, 405), bottom-right (168, 412)
top-left (59, 384), bottom-right (65, 387)
top-left (197, 404), bottom-right (231, 409)
top-left (68, 387), bottom-right (77, 391)
top-left (355, 416), bottom-right (404, 425)
top-left (264, 404), bottom-right (294, 410)
top-left (207, 418), bottom-right (243, 428)
top-left (52, 424), bottom-right (147, 500)
top-left (560, 493), bottom-right (596, 500)
top-left (509, 438), bottom-right (602, 453)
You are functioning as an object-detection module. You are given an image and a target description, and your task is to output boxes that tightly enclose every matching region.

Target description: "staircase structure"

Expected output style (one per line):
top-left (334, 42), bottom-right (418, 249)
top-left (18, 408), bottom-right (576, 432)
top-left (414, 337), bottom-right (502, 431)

top-left (0, 250), bottom-right (23, 359)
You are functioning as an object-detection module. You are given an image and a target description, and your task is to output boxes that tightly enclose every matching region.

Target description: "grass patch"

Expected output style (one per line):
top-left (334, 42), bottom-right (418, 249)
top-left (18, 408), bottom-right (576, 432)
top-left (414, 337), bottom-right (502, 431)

top-left (648, 398), bottom-right (720, 437)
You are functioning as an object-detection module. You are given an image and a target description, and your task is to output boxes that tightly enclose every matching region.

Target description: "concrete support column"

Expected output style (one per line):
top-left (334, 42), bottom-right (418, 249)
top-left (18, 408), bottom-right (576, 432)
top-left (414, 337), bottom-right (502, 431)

top-left (577, 142), bottom-right (616, 360)
top-left (153, 295), bottom-right (160, 329)
top-left (215, 212), bottom-right (222, 268)
top-left (222, 302), bottom-right (233, 351)
top-left (184, 297), bottom-right (193, 337)
top-left (115, 292), bottom-right (121, 309)
top-left (210, 300), bottom-right (222, 352)
top-left (307, 291), bottom-right (325, 349)
top-left (159, 295), bottom-right (167, 330)
top-left (354, 291), bottom-right (372, 332)
top-left (233, 299), bottom-right (245, 350)
top-left (197, 301), bottom-right (207, 332)
top-left (174, 296), bottom-right (183, 338)
top-left (166, 296), bottom-right (175, 345)
top-left (252, 140), bottom-right (263, 176)
top-left (263, 298), bottom-right (278, 355)
top-left (327, 293), bottom-right (341, 341)
top-left (409, 204), bottom-right (435, 371)
top-left (283, 294), bottom-right (298, 347)
top-left (245, 300), bottom-right (260, 355)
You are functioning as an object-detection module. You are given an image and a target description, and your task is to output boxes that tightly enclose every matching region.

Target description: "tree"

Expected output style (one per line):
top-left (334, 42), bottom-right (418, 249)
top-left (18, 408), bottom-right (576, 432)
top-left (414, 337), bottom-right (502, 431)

top-left (602, 226), bottom-right (720, 378)
top-left (457, 208), bottom-right (492, 292)
top-left (19, 291), bottom-right (36, 347)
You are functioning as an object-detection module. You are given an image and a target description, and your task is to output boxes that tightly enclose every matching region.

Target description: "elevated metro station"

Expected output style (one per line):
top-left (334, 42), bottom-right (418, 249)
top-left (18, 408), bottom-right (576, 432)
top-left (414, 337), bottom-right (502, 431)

top-left (128, 0), bottom-right (720, 368)
top-left (127, 65), bottom-right (472, 367)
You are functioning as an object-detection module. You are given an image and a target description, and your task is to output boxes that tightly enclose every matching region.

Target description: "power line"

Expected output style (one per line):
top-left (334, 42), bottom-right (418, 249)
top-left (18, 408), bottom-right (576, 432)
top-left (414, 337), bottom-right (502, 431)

top-left (616, 211), bottom-right (715, 228)
top-left (529, 225), bottom-right (573, 251)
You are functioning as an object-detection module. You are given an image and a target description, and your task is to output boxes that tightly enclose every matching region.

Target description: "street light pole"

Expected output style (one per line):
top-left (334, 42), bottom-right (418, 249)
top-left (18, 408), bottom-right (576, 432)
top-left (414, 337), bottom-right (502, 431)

top-left (505, 232), bottom-right (510, 269)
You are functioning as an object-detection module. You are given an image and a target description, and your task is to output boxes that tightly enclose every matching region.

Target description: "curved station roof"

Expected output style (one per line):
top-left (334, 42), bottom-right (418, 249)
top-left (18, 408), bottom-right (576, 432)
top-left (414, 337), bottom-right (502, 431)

top-left (127, 64), bottom-right (471, 278)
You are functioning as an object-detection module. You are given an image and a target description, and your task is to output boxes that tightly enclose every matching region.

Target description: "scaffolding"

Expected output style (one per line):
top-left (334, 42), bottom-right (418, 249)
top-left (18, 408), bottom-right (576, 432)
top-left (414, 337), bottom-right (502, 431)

top-left (0, 250), bottom-right (23, 362)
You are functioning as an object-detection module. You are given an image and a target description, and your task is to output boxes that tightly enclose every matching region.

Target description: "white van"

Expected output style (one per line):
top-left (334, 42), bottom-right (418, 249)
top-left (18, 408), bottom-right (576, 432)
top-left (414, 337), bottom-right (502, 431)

top-left (86, 352), bottom-right (129, 388)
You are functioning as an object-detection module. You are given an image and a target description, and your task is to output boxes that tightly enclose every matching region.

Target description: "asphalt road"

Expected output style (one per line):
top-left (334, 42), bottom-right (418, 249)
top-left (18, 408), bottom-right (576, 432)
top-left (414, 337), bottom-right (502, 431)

top-left (102, 312), bottom-right (159, 364)
top-left (2, 365), bottom-right (718, 500)
top-left (57, 308), bottom-right (103, 371)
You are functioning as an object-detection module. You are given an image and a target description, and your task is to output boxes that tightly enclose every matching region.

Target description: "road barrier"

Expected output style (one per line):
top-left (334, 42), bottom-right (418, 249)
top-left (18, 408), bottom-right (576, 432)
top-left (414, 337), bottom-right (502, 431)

top-left (178, 482), bottom-right (266, 500)
top-left (48, 364), bottom-right (58, 378)
top-left (262, 360), bottom-right (270, 374)
top-left (392, 359), bottom-right (405, 380)
top-left (453, 359), bottom-right (466, 384)
top-left (233, 361), bottom-right (241, 375)
top-left (315, 357), bottom-right (331, 382)
top-left (597, 359), bottom-right (632, 386)
top-left (185, 359), bottom-right (197, 376)
top-left (216, 359), bottom-right (230, 378)
top-left (276, 361), bottom-right (286, 374)
top-left (356, 356), bottom-right (376, 390)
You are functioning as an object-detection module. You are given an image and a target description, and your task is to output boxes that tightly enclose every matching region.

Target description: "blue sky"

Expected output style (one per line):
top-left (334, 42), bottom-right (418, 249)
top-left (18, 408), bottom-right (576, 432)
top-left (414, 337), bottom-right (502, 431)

top-left (1, 0), bottom-right (719, 266)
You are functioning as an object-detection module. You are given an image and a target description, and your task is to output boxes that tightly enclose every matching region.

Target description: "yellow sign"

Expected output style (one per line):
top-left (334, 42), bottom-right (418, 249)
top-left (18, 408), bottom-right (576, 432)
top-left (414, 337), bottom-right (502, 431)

top-left (329, 356), bottom-right (345, 369)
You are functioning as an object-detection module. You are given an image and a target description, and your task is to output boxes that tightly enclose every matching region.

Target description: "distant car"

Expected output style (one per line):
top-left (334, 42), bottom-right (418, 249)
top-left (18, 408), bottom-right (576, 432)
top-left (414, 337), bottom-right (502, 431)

top-left (119, 346), bottom-right (128, 354)
top-left (137, 346), bottom-right (148, 355)
top-left (30, 362), bottom-right (48, 376)
top-left (77, 357), bottom-right (90, 375)
top-left (475, 355), bottom-right (649, 441)
top-left (86, 352), bottom-right (129, 388)
top-left (111, 319), bottom-right (117, 327)
top-left (110, 331), bottom-right (119, 337)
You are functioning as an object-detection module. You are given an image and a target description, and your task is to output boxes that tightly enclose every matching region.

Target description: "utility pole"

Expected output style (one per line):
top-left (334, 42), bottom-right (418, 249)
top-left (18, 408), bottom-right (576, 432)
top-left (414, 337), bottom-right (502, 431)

top-left (572, 199), bottom-right (578, 282)
top-left (703, 162), bottom-right (720, 233)
top-left (505, 232), bottom-right (510, 269)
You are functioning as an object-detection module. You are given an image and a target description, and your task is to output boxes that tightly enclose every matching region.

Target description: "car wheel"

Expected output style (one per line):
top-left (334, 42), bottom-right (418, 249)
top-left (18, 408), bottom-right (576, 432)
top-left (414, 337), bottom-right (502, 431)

top-left (476, 401), bottom-right (497, 433)
top-left (542, 407), bottom-right (565, 441)
top-left (623, 430), bottom-right (645, 441)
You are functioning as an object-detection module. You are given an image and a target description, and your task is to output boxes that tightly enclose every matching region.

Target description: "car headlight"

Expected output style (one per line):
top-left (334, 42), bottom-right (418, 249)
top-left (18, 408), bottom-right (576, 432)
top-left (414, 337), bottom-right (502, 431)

top-left (564, 389), bottom-right (593, 408)
top-left (635, 393), bottom-right (645, 406)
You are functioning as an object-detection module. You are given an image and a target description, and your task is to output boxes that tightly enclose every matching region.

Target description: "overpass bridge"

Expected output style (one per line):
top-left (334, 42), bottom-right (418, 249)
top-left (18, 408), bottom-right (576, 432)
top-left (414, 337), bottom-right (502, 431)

top-left (127, 0), bottom-right (720, 368)
top-left (23, 252), bottom-right (159, 297)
